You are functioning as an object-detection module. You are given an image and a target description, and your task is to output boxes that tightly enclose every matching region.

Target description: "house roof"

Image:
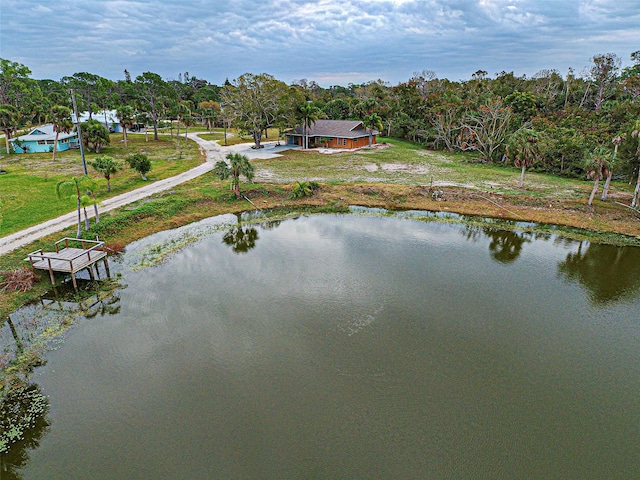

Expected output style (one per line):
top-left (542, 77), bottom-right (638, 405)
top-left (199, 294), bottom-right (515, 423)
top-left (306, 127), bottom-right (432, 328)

top-left (13, 124), bottom-right (77, 142)
top-left (288, 119), bottom-right (379, 138)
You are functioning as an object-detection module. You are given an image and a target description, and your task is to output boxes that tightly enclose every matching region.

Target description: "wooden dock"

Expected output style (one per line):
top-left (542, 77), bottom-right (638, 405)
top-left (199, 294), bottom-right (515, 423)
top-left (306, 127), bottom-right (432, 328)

top-left (27, 238), bottom-right (110, 289)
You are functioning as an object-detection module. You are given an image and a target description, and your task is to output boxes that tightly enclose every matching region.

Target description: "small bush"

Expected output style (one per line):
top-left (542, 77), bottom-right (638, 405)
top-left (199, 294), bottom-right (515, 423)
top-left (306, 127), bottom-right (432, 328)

top-left (290, 181), bottom-right (320, 199)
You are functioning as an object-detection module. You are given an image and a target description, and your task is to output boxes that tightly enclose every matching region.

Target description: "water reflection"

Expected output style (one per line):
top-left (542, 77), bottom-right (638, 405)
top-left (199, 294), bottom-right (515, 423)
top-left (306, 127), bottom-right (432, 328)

top-left (222, 213), bottom-right (284, 254)
top-left (6, 213), bottom-right (640, 478)
top-left (0, 279), bottom-right (124, 467)
top-left (222, 213), bottom-right (260, 254)
top-left (558, 241), bottom-right (640, 304)
top-left (463, 225), bottom-right (533, 264)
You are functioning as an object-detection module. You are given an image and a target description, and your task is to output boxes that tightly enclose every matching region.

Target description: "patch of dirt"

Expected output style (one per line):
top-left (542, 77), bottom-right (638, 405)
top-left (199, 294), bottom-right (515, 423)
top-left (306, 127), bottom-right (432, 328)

top-left (379, 163), bottom-right (434, 175)
top-left (416, 150), bottom-right (453, 162)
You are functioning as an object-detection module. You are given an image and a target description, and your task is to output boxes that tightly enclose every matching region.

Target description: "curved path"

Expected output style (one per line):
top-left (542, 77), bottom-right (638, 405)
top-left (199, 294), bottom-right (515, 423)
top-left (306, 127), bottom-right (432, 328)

top-left (0, 133), bottom-right (226, 256)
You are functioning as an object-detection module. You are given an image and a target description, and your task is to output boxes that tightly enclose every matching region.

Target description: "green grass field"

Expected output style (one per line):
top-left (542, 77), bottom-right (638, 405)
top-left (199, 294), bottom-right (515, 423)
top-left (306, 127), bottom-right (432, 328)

top-left (0, 133), bottom-right (636, 240)
top-left (0, 133), bottom-right (202, 236)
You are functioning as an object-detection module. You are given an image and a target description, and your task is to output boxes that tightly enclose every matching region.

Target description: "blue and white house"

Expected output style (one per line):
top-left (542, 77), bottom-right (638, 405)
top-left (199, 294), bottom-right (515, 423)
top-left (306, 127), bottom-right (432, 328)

top-left (10, 124), bottom-right (79, 154)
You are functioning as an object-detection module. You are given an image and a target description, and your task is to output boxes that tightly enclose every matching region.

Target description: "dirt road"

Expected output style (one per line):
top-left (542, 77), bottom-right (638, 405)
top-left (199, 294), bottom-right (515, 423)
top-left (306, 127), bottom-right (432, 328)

top-left (0, 133), bottom-right (226, 256)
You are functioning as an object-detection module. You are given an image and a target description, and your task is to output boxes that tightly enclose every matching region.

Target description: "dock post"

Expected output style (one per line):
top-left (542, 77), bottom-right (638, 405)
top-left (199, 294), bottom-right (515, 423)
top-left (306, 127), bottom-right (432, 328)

top-left (103, 257), bottom-right (111, 278)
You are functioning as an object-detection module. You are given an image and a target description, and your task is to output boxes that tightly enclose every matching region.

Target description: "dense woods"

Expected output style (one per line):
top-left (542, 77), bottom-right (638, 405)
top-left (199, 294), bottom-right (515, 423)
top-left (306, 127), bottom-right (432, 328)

top-left (1, 52), bottom-right (639, 197)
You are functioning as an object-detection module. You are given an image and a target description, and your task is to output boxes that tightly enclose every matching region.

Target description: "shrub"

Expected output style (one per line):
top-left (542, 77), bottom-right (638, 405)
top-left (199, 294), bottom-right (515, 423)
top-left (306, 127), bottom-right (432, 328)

top-left (126, 153), bottom-right (152, 180)
top-left (290, 181), bottom-right (320, 199)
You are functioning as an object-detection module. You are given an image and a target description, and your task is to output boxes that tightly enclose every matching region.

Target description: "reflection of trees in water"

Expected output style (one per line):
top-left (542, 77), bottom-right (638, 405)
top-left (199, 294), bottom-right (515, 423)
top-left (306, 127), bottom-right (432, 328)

top-left (0, 278), bottom-right (124, 473)
top-left (558, 242), bottom-right (640, 304)
top-left (223, 213), bottom-right (277, 254)
top-left (463, 225), bottom-right (533, 264)
top-left (486, 229), bottom-right (532, 264)
top-left (222, 214), bottom-right (285, 254)
top-left (223, 225), bottom-right (259, 254)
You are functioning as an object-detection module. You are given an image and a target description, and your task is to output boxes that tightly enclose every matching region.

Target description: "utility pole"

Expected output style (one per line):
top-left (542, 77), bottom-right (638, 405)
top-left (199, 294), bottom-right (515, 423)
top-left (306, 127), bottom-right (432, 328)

top-left (70, 89), bottom-right (87, 175)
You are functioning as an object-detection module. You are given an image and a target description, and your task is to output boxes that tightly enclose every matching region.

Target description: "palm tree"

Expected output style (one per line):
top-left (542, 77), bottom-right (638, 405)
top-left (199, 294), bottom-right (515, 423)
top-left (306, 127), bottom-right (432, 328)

top-left (0, 104), bottom-right (18, 153)
top-left (82, 119), bottom-right (111, 153)
top-left (363, 113), bottom-right (383, 147)
top-left (49, 105), bottom-right (73, 161)
top-left (116, 105), bottom-right (136, 147)
top-left (506, 128), bottom-right (540, 189)
top-left (56, 175), bottom-right (95, 237)
top-left (89, 155), bottom-right (122, 192)
top-left (84, 189), bottom-right (100, 224)
top-left (298, 103), bottom-right (321, 149)
top-left (601, 134), bottom-right (624, 201)
top-left (213, 152), bottom-right (255, 198)
top-left (631, 124), bottom-right (640, 209)
top-left (584, 146), bottom-right (611, 207)
top-left (182, 115), bottom-right (196, 138)
top-left (137, 112), bottom-right (150, 142)
top-left (175, 101), bottom-right (192, 137)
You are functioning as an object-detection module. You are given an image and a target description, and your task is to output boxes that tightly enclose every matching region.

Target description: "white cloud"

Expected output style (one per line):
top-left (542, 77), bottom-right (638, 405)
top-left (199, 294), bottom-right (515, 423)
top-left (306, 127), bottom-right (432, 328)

top-left (1, 0), bottom-right (639, 85)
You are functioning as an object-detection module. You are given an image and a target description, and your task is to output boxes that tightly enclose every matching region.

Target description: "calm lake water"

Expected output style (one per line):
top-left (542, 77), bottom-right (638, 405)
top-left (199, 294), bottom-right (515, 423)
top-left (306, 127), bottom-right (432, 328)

top-left (6, 211), bottom-right (640, 479)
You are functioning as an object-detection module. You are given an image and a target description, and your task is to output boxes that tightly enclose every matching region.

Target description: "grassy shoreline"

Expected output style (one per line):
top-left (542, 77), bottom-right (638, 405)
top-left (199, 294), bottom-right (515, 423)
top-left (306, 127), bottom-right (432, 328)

top-left (2, 134), bottom-right (640, 317)
top-left (2, 174), bottom-right (640, 319)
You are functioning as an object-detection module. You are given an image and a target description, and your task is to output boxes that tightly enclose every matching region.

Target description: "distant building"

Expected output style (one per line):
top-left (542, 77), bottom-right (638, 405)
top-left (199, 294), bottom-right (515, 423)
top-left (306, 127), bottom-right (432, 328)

top-left (286, 120), bottom-right (378, 149)
top-left (10, 124), bottom-right (79, 154)
top-left (78, 110), bottom-right (122, 133)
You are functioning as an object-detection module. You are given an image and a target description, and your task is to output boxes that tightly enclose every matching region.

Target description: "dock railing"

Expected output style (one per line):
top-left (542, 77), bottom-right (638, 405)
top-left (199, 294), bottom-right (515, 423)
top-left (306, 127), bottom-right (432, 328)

top-left (26, 238), bottom-right (109, 288)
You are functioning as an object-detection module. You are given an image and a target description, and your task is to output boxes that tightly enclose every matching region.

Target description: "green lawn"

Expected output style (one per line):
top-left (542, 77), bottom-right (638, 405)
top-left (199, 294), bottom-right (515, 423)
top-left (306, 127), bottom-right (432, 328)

top-left (0, 134), bottom-right (635, 239)
top-left (0, 133), bottom-right (202, 236)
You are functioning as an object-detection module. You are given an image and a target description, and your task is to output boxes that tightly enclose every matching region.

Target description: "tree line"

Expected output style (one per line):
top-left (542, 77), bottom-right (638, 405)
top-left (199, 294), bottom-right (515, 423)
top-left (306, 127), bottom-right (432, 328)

top-left (1, 52), bottom-right (639, 204)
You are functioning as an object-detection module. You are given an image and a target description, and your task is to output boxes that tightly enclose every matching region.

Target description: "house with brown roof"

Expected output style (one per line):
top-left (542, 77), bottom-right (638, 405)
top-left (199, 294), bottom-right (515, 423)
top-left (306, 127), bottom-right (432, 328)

top-left (286, 120), bottom-right (378, 149)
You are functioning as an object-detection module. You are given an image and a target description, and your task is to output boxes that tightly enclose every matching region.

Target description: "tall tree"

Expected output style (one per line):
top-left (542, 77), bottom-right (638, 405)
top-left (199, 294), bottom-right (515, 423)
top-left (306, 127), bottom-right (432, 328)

top-left (182, 114), bottom-right (196, 138)
top-left (116, 105), bottom-right (136, 147)
top-left (323, 98), bottom-right (351, 120)
top-left (135, 72), bottom-right (169, 141)
top-left (198, 100), bottom-right (220, 132)
top-left (49, 105), bottom-right (73, 161)
top-left (588, 53), bottom-right (621, 111)
top-left (61, 72), bottom-right (107, 118)
top-left (0, 104), bottom-right (18, 153)
top-left (213, 152), bottom-right (255, 198)
top-left (363, 112), bottom-right (383, 146)
top-left (631, 124), bottom-right (640, 209)
top-left (601, 134), bottom-right (624, 201)
top-left (221, 73), bottom-right (289, 148)
top-left (298, 102), bottom-right (322, 149)
top-left (0, 58), bottom-right (32, 107)
top-left (584, 146), bottom-right (610, 206)
top-left (174, 100), bottom-right (192, 136)
top-left (462, 100), bottom-right (514, 162)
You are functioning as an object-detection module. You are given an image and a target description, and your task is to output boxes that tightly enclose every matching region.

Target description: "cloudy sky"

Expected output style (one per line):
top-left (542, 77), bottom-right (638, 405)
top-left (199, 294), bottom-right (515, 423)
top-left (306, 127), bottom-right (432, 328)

top-left (1, 0), bottom-right (639, 86)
